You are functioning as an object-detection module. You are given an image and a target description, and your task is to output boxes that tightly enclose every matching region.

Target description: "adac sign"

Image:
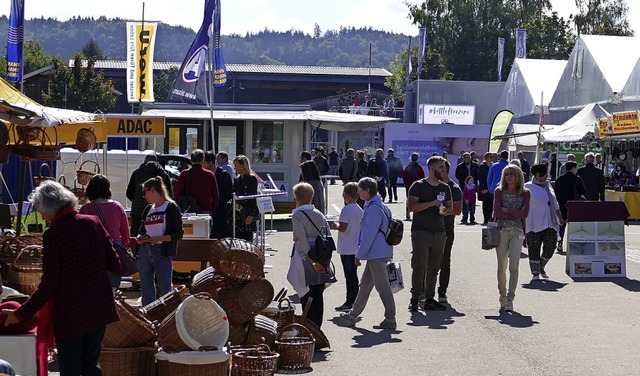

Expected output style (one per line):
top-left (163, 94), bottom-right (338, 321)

top-left (106, 116), bottom-right (165, 137)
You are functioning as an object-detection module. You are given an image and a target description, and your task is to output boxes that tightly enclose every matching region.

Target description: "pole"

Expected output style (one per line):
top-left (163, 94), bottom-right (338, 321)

top-left (15, 161), bottom-right (26, 235)
top-left (208, 37), bottom-right (216, 152)
top-left (534, 92), bottom-right (544, 164)
top-left (368, 43), bottom-right (371, 94)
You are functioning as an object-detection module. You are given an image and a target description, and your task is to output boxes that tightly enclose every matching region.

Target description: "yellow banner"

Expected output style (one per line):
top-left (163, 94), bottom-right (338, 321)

top-left (598, 117), bottom-right (610, 138)
top-left (5, 122), bottom-right (107, 145)
top-left (105, 115), bottom-right (165, 137)
top-left (126, 22), bottom-right (157, 103)
top-left (611, 111), bottom-right (640, 135)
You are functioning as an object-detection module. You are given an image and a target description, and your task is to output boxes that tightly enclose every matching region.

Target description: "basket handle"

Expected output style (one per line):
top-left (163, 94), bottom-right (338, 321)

top-left (273, 287), bottom-right (287, 302)
top-left (38, 163), bottom-right (51, 177)
top-left (193, 292), bottom-right (212, 300)
top-left (58, 174), bottom-right (66, 186)
top-left (278, 298), bottom-right (291, 310)
top-left (276, 322), bottom-right (313, 341)
top-left (11, 245), bottom-right (42, 269)
top-left (79, 160), bottom-right (101, 174)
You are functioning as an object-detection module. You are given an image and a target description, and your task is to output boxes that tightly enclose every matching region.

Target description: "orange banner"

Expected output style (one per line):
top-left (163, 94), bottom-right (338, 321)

top-left (611, 111), bottom-right (640, 135)
top-left (598, 117), bottom-right (610, 138)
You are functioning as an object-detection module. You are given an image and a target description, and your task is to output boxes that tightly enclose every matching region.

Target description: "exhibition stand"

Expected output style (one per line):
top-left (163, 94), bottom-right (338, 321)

top-left (605, 189), bottom-right (640, 220)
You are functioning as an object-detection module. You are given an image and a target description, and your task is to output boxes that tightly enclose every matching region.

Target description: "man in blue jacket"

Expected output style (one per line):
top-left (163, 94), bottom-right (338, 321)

top-left (486, 150), bottom-right (509, 195)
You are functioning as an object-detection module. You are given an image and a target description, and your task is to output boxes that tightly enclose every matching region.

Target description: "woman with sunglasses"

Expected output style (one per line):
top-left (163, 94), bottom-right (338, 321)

top-left (135, 176), bottom-right (184, 305)
top-left (493, 165), bottom-right (530, 312)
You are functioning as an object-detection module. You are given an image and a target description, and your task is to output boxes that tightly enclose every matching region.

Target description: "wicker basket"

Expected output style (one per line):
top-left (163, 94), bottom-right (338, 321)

top-left (189, 267), bottom-right (241, 301)
top-left (33, 163), bottom-right (55, 186)
top-left (156, 349), bottom-right (230, 376)
top-left (219, 278), bottom-right (274, 325)
top-left (76, 160), bottom-right (100, 186)
top-left (99, 346), bottom-right (155, 376)
top-left (58, 174), bottom-right (70, 189)
top-left (70, 178), bottom-right (87, 205)
top-left (75, 127), bottom-right (97, 153)
top-left (228, 324), bottom-right (249, 346)
top-left (140, 285), bottom-right (186, 323)
top-left (245, 314), bottom-right (278, 348)
top-left (0, 236), bottom-right (43, 283)
top-left (8, 244), bottom-right (43, 295)
top-left (103, 299), bottom-right (155, 348)
top-left (274, 323), bottom-right (315, 370)
top-left (261, 298), bottom-right (295, 332)
top-left (232, 344), bottom-right (280, 376)
top-left (210, 238), bottom-right (265, 281)
top-left (157, 292), bottom-right (229, 353)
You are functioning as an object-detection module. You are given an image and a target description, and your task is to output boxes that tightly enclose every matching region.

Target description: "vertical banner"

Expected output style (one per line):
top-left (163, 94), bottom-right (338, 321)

top-left (405, 37), bottom-right (412, 85)
top-left (6, 0), bottom-right (25, 82)
top-left (168, 0), bottom-right (216, 104)
top-left (126, 21), bottom-right (158, 103)
top-left (416, 26), bottom-right (427, 78)
top-left (516, 29), bottom-right (527, 59)
top-left (212, 0), bottom-right (227, 87)
top-left (497, 37), bottom-right (505, 81)
top-left (489, 110), bottom-right (513, 153)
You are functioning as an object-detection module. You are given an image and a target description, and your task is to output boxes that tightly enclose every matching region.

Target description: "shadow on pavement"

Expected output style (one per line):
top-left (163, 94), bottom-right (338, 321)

top-left (484, 310), bottom-right (539, 328)
top-left (405, 307), bottom-right (466, 330)
top-left (568, 277), bottom-right (640, 292)
top-left (521, 279), bottom-right (568, 292)
top-left (350, 327), bottom-right (402, 348)
top-left (312, 350), bottom-right (330, 363)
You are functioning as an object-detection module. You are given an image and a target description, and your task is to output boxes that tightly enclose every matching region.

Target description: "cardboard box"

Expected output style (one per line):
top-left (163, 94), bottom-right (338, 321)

top-left (182, 216), bottom-right (211, 239)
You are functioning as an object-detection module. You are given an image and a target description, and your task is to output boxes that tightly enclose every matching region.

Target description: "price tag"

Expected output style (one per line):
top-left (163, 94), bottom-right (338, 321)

top-left (437, 194), bottom-right (445, 202)
top-left (257, 196), bottom-right (275, 213)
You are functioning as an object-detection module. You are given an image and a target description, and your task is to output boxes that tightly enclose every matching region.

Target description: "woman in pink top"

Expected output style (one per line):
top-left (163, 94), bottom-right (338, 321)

top-left (79, 175), bottom-right (130, 289)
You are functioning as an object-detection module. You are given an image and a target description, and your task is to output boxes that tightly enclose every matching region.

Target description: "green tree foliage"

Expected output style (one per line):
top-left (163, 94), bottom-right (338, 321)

top-left (80, 39), bottom-right (106, 60)
top-left (574, 0), bottom-right (633, 36)
top-left (42, 55), bottom-right (116, 112)
top-left (154, 66), bottom-right (179, 101)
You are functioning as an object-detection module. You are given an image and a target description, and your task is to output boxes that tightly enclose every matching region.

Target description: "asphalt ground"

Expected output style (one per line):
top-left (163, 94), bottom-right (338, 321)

top-left (50, 183), bottom-right (640, 375)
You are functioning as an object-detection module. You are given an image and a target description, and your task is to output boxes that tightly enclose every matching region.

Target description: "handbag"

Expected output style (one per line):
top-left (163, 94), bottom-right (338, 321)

top-left (481, 222), bottom-right (501, 250)
top-left (301, 211), bottom-right (336, 267)
top-left (91, 203), bottom-right (139, 276)
top-left (302, 258), bottom-right (337, 286)
top-left (387, 261), bottom-right (404, 294)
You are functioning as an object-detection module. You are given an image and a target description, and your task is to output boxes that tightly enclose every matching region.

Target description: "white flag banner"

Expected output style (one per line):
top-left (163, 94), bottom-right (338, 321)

top-left (126, 21), bottom-right (158, 103)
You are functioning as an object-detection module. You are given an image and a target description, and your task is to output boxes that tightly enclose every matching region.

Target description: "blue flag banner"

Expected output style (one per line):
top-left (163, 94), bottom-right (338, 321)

top-left (416, 27), bottom-right (426, 78)
top-left (6, 0), bottom-right (24, 82)
top-left (168, 0), bottom-right (216, 104)
top-left (212, 0), bottom-right (227, 88)
top-left (405, 37), bottom-right (412, 85)
top-left (516, 29), bottom-right (527, 59)
top-left (497, 37), bottom-right (505, 81)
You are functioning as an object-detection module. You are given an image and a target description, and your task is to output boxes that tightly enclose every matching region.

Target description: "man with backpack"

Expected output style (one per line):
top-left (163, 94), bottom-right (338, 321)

top-left (402, 153), bottom-right (425, 221)
top-left (367, 148), bottom-right (390, 201)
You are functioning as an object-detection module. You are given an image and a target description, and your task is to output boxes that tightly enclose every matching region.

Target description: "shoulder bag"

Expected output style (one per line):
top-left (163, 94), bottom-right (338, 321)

top-left (92, 203), bottom-right (139, 276)
top-left (300, 210), bottom-right (336, 267)
top-left (481, 220), bottom-right (501, 250)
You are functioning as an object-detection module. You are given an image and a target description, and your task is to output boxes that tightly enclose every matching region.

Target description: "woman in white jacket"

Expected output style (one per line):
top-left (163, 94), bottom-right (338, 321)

top-left (337, 177), bottom-right (397, 330)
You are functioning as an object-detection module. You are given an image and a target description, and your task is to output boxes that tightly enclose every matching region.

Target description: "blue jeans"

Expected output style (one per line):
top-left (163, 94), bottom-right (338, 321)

top-left (462, 202), bottom-right (476, 222)
top-left (137, 243), bottom-right (173, 306)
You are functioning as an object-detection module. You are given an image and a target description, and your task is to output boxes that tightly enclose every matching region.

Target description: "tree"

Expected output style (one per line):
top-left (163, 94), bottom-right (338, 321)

top-left (574, 0), bottom-right (633, 36)
top-left (313, 23), bottom-right (322, 39)
top-left (23, 40), bottom-right (53, 74)
top-left (42, 54), bottom-right (116, 112)
top-left (154, 66), bottom-right (179, 101)
top-left (80, 39), bottom-right (107, 60)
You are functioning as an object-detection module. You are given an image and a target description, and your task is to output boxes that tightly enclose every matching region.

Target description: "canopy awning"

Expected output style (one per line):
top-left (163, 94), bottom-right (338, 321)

top-left (541, 103), bottom-right (610, 144)
top-left (140, 107), bottom-right (398, 132)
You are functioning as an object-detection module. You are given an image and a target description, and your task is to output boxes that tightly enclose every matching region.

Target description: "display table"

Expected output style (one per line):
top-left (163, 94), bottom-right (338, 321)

top-left (565, 201), bottom-right (629, 278)
top-left (605, 189), bottom-right (640, 219)
top-left (0, 333), bottom-right (38, 376)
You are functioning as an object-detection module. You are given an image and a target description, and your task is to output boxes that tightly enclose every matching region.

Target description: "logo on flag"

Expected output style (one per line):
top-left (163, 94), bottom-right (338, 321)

top-left (6, 0), bottom-right (25, 82)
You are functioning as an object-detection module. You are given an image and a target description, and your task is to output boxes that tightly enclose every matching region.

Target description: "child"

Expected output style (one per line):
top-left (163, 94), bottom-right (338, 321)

top-left (462, 176), bottom-right (479, 224)
top-left (330, 182), bottom-right (363, 312)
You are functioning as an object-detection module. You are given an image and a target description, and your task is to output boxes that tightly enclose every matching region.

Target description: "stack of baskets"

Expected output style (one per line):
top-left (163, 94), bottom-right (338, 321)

top-left (5, 242), bottom-right (44, 295)
top-left (0, 236), bottom-right (43, 286)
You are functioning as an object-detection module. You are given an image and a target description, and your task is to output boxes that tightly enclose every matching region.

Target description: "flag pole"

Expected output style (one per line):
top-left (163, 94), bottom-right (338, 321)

top-left (535, 92), bottom-right (544, 164)
top-left (208, 24), bottom-right (216, 153)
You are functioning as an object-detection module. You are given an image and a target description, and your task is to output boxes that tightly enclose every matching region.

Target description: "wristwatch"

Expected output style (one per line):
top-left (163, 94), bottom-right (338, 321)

top-left (312, 262), bottom-right (317, 266)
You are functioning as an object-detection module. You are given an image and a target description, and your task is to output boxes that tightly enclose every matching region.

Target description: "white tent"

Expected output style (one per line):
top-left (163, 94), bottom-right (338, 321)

top-left (542, 103), bottom-right (610, 143)
top-left (549, 35), bottom-right (640, 112)
top-left (508, 123), bottom-right (560, 150)
top-left (496, 58), bottom-right (566, 121)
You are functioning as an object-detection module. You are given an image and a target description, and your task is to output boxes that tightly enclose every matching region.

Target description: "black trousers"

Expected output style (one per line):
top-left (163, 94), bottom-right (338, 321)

top-left (301, 284), bottom-right (325, 328)
top-left (377, 181), bottom-right (387, 200)
top-left (481, 195), bottom-right (493, 223)
top-left (438, 224), bottom-right (455, 295)
top-left (56, 325), bottom-right (106, 376)
top-left (387, 178), bottom-right (398, 201)
top-left (340, 254), bottom-right (359, 305)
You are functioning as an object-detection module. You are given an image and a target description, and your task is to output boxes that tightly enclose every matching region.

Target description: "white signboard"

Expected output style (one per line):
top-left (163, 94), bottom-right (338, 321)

top-left (257, 197), bottom-right (275, 213)
top-left (566, 220), bottom-right (626, 278)
top-left (419, 104), bottom-right (476, 125)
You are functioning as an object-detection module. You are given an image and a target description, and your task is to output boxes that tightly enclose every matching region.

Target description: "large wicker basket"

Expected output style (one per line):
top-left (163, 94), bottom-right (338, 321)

top-left (157, 292), bottom-right (229, 353)
top-left (8, 244), bottom-right (43, 295)
top-left (274, 323), bottom-right (315, 371)
top-left (76, 160), bottom-right (100, 186)
top-left (189, 267), bottom-right (240, 301)
top-left (75, 127), bottom-right (97, 153)
top-left (99, 346), bottom-right (155, 376)
top-left (156, 349), bottom-right (230, 376)
top-left (245, 314), bottom-right (278, 348)
top-left (0, 236), bottom-right (43, 283)
top-left (140, 285), bottom-right (187, 323)
top-left (103, 299), bottom-right (155, 348)
top-left (231, 344), bottom-right (280, 376)
top-left (261, 298), bottom-right (295, 332)
top-left (219, 278), bottom-right (274, 325)
top-left (70, 178), bottom-right (87, 205)
top-left (33, 163), bottom-right (54, 186)
top-left (210, 238), bottom-right (265, 281)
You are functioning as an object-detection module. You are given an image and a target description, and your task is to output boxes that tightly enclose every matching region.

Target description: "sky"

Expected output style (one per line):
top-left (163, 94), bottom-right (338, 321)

top-left (0, 0), bottom-right (639, 36)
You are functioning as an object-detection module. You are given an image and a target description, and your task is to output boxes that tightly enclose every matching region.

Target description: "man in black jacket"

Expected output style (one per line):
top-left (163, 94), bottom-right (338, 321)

top-left (126, 153), bottom-right (172, 236)
top-left (385, 148), bottom-right (404, 203)
top-left (553, 161), bottom-right (586, 252)
top-left (477, 152), bottom-right (493, 225)
top-left (204, 151), bottom-right (233, 238)
top-left (339, 148), bottom-right (358, 184)
top-left (454, 152), bottom-right (479, 186)
top-left (577, 152), bottom-right (605, 201)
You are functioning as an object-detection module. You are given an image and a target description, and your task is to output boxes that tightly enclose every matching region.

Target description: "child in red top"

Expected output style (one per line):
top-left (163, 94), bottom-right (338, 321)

top-left (462, 176), bottom-right (479, 224)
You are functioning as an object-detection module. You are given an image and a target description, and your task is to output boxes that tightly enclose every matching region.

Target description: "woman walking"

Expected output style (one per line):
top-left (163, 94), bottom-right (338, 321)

top-left (338, 177), bottom-right (396, 329)
top-left (136, 177), bottom-right (183, 306)
top-left (232, 155), bottom-right (259, 242)
top-left (493, 165), bottom-right (530, 312)
top-left (524, 163), bottom-right (563, 280)
top-left (300, 160), bottom-right (325, 212)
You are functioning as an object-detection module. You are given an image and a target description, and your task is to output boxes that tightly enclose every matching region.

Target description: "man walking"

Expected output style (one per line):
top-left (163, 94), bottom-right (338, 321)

top-left (477, 152), bottom-right (493, 225)
top-left (407, 156), bottom-right (452, 312)
top-left (175, 149), bottom-right (219, 214)
top-left (577, 152), bottom-right (605, 201)
top-left (385, 148), bottom-right (403, 203)
top-left (367, 148), bottom-right (390, 201)
top-left (553, 161), bottom-right (586, 252)
top-left (339, 148), bottom-right (358, 184)
top-left (204, 151), bottom-right (233, 239)
top-left (517, 151), bottom-right (531, 176)
top-left (402, 153), bottom-right (425, 221)
top-left (487, 150), bottom-right (509, 195)
top-left (328, 147), bottom-right (340, 184)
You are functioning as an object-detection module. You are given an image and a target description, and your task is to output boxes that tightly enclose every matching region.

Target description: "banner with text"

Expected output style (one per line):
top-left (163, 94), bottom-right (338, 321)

top-left (106, 115), bottom-right (165, 137)
top-left (611, 111), bottom-right (640, 135)
top-left (126, 22), bottom-right (158, 103)
top-left (6, 0), bottom-right (24, 82)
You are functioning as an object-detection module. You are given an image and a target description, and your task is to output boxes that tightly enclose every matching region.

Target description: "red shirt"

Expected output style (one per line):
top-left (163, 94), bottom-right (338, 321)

top-left (16, 208), bottom-right (120, 340)
top-left (175, 164), bottom-right (220, 212)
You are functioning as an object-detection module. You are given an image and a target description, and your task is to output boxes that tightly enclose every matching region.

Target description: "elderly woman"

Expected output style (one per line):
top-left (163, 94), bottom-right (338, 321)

top-left (524, 163), bottom-right (564, 280)
top-left (233, 155), bottom-right (259, 242)
top-left (493, 165), bottom-right (530, 312)
top-left (80, 174), bottom-right (130, 289)
top-left (287, 182), bottom-right (331, 328)
top-left (300, 160), bottom-right (325, 212)
top-left (1, 181), bottom-right (120, 375)
top-left (338, 177), bottom-right (396, 330)
top-left (136, 177), bottom-right (183, 306)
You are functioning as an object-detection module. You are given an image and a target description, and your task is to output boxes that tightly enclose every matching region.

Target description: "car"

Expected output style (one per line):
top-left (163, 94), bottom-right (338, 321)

top-left (156, 154), bottom-right (191, 197)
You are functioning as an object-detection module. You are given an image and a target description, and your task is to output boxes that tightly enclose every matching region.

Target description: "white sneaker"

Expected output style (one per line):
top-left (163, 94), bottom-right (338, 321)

top-left (531, 274), bottom-right (540, 281)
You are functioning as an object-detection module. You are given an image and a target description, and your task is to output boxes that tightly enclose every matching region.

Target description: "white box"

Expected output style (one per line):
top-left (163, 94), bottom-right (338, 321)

top-left (0, 333), bottom-right (37, 376)
top-left (182, 216), bottom-right (211, 238)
